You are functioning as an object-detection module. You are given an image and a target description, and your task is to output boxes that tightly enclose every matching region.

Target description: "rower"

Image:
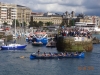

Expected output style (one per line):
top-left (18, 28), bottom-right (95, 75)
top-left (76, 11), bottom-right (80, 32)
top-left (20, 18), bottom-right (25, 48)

top-left (37, 49), bottom-right (40, 55)
top-left (44, 52), bottom-right (46, 56)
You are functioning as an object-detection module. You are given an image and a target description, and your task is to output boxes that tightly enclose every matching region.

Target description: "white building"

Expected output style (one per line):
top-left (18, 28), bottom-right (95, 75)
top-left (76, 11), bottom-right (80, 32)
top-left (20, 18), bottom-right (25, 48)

top-left (0, 2), bottom-right (17, 25)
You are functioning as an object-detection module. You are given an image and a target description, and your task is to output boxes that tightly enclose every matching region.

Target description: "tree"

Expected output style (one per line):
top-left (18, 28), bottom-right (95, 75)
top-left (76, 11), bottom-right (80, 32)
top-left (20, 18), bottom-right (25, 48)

top-left (38, 21), bottom-right (43, 27)
top-left (29, 20), bottom-right (43, 28)
top-left (69, 19), bottom-right (75, 27)
top-left (3, 22), bottom-right (8, 26)
top-left (45, 22), bottom-right (53, 26)
top-left (29, 16), bottom-right (34, 28)
top-left (23, 21), bottom-right (27, 27)
top-left (33, 21), bottom-right (38, 27)
top-left (60, 21), bottom-right (65, 27)
top-left (12, 19), bottom-right (20, 27)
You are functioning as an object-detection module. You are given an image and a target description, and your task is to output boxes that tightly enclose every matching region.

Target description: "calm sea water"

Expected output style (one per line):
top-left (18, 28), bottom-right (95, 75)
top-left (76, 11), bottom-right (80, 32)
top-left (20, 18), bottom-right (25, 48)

top-left (0, 35), bottom-right (100, 75)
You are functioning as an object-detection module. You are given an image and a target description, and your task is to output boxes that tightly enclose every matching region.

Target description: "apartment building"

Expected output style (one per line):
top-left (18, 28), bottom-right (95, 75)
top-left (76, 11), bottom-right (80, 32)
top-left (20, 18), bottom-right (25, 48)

top-left (0, 2), bottom-right (17, 25)
top-left (17, 5), bottom-right (32, 26)
top-left (0, 2), bottom-right (32, 26)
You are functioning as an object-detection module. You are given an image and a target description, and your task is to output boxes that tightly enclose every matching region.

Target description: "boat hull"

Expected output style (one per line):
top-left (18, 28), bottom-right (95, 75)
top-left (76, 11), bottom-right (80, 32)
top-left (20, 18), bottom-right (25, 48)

top-left (26, 38), bottom-right (32, 43)
top-left (30, 52), bottom-right (85, 60)
top-left (1, 45), bottom-right (27, 50)
top-left (32, 42), bottom-right (43, 46)
top-left (46, 45), bottom-right (56, 48)
top-left (26, 38), bottom-right (48, 45)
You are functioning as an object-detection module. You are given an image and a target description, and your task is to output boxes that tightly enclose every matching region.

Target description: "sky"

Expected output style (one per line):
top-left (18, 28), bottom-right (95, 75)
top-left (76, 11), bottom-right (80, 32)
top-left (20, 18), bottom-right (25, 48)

top-left (0, 0), bottom-right (100, 16)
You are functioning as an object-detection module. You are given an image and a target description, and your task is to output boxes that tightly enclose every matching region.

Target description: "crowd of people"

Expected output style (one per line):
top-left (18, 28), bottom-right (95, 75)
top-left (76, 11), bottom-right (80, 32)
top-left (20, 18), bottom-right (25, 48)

top-left (58, 28), bottom-right (92, 39)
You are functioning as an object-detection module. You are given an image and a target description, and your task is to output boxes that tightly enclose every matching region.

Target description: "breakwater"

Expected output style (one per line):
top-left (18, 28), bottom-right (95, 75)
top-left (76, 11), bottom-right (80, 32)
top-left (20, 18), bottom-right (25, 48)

top-left (56, 36), bottom-right (93, 52)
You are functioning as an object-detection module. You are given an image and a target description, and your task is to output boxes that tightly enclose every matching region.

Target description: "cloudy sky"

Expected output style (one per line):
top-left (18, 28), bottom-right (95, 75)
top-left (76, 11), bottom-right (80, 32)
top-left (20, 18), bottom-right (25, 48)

top-left (0, 0), bottom-right (100, 16)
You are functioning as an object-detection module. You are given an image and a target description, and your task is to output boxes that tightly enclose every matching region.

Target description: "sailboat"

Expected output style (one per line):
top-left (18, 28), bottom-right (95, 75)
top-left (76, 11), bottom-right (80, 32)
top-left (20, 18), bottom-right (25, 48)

top-left (1, 19), bottom-right (27, 50)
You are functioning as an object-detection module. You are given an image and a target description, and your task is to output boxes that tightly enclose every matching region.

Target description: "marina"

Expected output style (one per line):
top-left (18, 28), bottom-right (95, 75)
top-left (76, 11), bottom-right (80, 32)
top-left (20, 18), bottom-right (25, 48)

top-left (0, 1), bottom-right (100, 75)
top-left (0, 25), bottom-right (99, 75)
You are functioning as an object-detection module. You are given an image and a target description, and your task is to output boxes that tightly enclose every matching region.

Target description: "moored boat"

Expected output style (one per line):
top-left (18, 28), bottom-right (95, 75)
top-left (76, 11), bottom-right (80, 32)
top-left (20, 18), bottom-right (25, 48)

top-left (30, 52), bottom-right (85, 60)
top-left (1, 44), bottom-right (27, 50)
top-left (46, 45), bottom-right (56, 48)
top-left (32, 41), bottom-right (43, 46)
top-left (26, 32), bottom-right (48, 45)
top-left (46, 40), bottom-right (56, 48)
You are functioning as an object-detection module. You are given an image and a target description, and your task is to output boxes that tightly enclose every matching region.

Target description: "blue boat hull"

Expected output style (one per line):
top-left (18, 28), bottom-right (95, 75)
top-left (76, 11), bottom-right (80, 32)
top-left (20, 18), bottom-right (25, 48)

top-left (1, 45), bottom-right (27, 50)
top-left (26, 38), bottom-right (48, 45)
top-left (26, 38), bottom-right (32, 43)
top-left (30, 52), bottom-right (85, 60)
top-left (36, 38), bottom-right (48, 45)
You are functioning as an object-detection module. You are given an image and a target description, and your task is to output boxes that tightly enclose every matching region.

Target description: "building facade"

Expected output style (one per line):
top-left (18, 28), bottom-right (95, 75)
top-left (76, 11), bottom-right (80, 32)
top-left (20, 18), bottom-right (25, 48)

top-left (31, 12), bottom-right (44, 16)
top-left (0, 2), bottom-right (32, 26)
top-left (0, 2), bottom-right (17, 25)
top-left (32, 12), bottom-right (62, 26)
top-left (62, 11), bottom-right (77, 26)
top-left (77, 16), bottom-right (100, 27)
top-left (17, 5), bottom-right (32, 26)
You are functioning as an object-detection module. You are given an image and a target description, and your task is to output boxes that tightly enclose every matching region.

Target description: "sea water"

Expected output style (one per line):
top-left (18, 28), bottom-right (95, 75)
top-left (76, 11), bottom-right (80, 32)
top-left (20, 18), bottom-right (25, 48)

top-left (0, 37), bottom-right (100, 75)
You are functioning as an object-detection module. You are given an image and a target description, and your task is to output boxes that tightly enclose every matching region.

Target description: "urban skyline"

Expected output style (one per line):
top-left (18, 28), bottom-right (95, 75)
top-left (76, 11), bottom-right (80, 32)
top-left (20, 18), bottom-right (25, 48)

top-left (0, 0), bottom-right (100, 16)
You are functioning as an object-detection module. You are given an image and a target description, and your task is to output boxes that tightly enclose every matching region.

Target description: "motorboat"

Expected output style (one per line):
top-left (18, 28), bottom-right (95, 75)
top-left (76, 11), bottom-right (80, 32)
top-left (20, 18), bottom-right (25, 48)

top-left (1, 43), bottom-right (27, 50)
top-left (30, 52), bottom-right (85, 60)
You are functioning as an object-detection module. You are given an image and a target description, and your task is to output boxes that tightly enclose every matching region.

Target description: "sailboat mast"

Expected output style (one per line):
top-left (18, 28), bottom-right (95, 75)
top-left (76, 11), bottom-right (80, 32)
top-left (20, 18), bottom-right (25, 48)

top-left (15, 17), bottom-right (16, 36)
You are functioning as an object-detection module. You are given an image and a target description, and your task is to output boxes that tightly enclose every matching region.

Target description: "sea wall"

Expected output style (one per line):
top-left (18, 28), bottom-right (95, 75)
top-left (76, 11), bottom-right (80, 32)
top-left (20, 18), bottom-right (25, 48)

top-left (56, 36), bottom-right (93, 52)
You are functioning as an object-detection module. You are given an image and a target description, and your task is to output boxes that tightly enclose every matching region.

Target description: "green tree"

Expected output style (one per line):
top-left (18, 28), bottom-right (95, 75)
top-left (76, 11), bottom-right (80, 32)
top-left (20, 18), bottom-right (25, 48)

top-left (69, 19), bottom-right (75, 27)
top-left (38, 21), bottom-right (43, 27)
top-left (45, 22), bottom-right (53, 26)
top-left (12, 19), bottom-right (20, 27)
top-left (23, 21), bottom-right (27, 27)
top-left (33, 21), bottom-right (38, 27)
top-left (29, 16), bottom-right (34, 27)
top-left (60, 21), bottom-right (65, 27)
top-left (3, 22), bottom-right (8, 26)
